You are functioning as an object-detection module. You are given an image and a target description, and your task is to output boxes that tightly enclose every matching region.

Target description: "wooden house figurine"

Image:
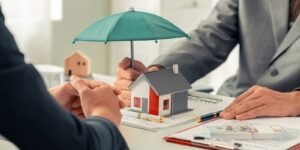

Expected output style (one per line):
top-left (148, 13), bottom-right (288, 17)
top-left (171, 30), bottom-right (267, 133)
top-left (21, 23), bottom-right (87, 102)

top-left (64, 51), bottom-right (91, 77)
top-left (128, 65), bottom-right (191, 117)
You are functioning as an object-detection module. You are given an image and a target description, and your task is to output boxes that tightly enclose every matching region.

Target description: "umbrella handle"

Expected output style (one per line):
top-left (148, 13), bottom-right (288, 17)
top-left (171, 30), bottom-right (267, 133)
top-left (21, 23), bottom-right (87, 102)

top-left (130, 41), bottom-right (135, 69)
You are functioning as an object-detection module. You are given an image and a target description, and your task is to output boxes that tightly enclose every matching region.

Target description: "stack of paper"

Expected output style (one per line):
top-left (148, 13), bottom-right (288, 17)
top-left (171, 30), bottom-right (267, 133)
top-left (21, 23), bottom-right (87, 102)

top-left (121, 92), bottom-right (234, 131)
top-left (169, 118), bottom-right (300, 150)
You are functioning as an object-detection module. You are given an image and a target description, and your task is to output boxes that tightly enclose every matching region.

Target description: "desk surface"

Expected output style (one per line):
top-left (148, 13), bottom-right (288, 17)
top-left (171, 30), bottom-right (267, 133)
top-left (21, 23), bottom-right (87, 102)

top-left (120, 122), bottom-right (200, 150)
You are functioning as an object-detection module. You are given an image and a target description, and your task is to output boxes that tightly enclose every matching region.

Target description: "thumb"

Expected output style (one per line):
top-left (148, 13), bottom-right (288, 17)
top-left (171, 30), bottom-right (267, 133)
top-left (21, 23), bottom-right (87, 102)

top-left (134, 60), bottom-right (148, 73)
top-left (119, 100), bottom-right (127, 109)
top-left (70, 76), bottom-right (91, 93)
top-left (70, 75), bottom-right (80, 82)
top-left (118, 57), bottom-right (131, 69)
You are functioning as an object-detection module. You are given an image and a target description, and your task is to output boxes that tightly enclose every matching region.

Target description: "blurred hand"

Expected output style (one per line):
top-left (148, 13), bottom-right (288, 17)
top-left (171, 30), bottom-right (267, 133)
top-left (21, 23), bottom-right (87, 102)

top-left (114, 57), bottom-right (160, 106)
top-left (220, 86), bottom-right (300, 120)
top-left (49, 83), bottom-right (84, 118)
top-left (70, 76), bottom-right (125, 126)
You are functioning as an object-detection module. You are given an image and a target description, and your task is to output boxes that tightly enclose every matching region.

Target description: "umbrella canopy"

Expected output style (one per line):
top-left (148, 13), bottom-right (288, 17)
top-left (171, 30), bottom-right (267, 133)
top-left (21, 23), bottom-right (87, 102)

top-left (73, 8), bottom-right (190, 43)
top-left (73, 8), bottom-right (190, 68)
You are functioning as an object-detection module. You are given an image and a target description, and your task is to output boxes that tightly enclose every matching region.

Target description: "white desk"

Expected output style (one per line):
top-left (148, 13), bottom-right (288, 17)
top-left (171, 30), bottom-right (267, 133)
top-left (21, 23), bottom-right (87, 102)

top-left (120, 122), bottom-right (200, 150)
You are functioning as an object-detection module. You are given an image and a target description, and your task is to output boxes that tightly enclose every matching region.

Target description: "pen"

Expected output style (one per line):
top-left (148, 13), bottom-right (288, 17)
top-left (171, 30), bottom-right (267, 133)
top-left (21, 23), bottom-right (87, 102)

top-left (193, 136), bottom-right (238, 149)
top-left (195, 110), bottom-right (222, 123)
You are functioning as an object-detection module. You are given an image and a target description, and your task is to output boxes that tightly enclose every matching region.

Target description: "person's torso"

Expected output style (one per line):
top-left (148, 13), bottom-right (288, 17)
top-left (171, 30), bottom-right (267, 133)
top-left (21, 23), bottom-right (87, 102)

top-left (219, 0), bottom-right (300, 96)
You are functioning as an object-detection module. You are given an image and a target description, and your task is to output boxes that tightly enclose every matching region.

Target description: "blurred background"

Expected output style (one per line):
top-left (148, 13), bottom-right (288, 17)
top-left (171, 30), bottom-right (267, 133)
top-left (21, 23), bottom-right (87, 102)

top-left (0, 0), bottom-right (239, 93)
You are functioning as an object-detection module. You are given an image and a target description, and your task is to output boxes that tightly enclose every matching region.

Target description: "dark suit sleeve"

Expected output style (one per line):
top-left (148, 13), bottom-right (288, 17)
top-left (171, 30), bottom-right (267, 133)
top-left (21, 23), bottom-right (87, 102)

top-left (0, 8), bottom-right (128, 150)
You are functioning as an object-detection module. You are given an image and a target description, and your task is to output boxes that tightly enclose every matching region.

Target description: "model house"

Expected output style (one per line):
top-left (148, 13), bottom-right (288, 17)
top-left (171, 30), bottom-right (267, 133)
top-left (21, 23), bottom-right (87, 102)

top-left (64, 51), bottom-right (91, 77)
top-left (128, 65), bottom-right (191, 116)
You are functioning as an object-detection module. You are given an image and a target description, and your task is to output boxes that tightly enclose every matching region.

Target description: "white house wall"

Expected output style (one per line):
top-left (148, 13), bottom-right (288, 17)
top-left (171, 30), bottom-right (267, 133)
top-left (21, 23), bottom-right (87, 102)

top-left (130, 79), bottom-right (150, 111)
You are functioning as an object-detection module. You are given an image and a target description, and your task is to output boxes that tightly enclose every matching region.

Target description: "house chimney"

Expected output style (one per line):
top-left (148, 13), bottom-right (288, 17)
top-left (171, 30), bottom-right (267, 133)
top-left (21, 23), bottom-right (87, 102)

top-left (173, 64), bottom-right (179, 74)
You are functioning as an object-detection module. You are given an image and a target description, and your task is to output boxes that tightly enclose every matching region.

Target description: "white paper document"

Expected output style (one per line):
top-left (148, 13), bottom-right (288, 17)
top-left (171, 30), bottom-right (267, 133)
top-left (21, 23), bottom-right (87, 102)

top-left (169, 118), bottom-right (300, 150)
top-left (121, 92), bottom-right (234, 131)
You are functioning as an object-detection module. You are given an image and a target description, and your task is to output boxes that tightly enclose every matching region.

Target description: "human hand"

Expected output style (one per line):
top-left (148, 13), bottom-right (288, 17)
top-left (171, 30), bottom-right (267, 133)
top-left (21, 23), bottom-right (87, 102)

top-left (70, 76), bottom-right (125, 126)
top-left (49, 83), bottom-right (84, 118)
top-left (220, 86), bottom-right (300, 120)
top-left (114, 57), bottom-right (160, 106)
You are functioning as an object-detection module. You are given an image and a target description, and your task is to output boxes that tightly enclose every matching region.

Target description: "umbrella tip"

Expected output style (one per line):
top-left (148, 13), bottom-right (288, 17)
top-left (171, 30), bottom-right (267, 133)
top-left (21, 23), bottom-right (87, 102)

top-left (187, 35), bottom-right (192, 40)
top-left (129, 7), bottom-right (135, 12)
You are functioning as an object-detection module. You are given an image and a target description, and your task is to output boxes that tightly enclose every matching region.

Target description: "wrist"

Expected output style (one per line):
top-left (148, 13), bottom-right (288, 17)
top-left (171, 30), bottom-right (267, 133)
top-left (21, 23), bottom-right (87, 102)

top-left (90, 108), bottom-right (119, 126)
top-left (290, 91), bottom-right (300, 116)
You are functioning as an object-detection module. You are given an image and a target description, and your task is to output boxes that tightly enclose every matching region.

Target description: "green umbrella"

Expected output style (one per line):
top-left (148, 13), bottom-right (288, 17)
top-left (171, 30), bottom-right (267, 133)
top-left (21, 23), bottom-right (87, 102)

top-left (73, 8), bottom-right (190, 68)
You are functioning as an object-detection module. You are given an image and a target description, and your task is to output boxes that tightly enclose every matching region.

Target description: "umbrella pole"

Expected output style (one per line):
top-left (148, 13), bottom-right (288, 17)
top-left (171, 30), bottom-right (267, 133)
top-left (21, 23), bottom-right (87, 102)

top-left (130, 41), bottom-right (135, 69)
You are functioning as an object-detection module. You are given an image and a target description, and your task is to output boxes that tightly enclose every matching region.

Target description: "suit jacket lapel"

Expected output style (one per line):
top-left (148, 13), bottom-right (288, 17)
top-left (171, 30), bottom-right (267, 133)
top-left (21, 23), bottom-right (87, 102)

top-left (269, 1), bottom-right (300, 66)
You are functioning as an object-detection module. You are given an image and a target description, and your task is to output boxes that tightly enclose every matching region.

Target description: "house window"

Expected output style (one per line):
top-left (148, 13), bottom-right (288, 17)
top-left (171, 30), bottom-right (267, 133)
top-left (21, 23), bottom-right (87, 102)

top-left (83, 62), bottom-right (86, 66)
top-left (77, 61), bottom-right (81, 66)
top-left (163, 99), bottom-right (169, 110)
top-left (134, 97), bottom-right (141, 108)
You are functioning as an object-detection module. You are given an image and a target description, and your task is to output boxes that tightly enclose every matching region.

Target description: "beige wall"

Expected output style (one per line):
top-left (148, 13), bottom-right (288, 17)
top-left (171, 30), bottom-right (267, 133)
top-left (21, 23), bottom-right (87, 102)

top-left (51, 0), bottom-right (111, 74)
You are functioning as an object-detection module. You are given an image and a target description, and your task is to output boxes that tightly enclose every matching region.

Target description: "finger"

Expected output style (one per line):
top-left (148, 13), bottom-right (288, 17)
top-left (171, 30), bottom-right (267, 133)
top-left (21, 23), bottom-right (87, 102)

top-left (235, 106), bottom-right (267, 120)
top-left (85, 80), bottom-right (108, 88)
top-left (226, 94), bottom-right (260, 113)
top-left (233, 99), bottom-right (265, 116)
top-left (118, 57), bottom-right (147, 73)
top-left (94, 85), bottom-right (121, 95)
top-left (70, 75), bottom-right (80, 82)
top-left (71, 98), bottom-right (81, 108)
top-left (57, 82), bottom-right (79, 96)
top-left (72, 107), bottom-right (84, 116)
top-left (222, 94), bottom-right (260, 119)
top-left (83, 79), bottom-right (120, 94)
top-left (118, 90), bottom-right (131, 101)
top-left (110, 86), bottom-right (121, 95)
top-left (114, 79), bottom-right (132, 90)
top-left (71, 78), bottom-right (120, 96)
top-left (78, 114), bottom-right (85, 119)
top-left (226, 86), bottom-right (268, 113)
top-left (70, 77), bottom-right (91, 93)
top-left (148, 66), bottom-right (161, 72)
top-left (119, 100), bottom-right (127, 109)
top-left (223, 87), bottom-right (256, 112)
top-left (118, 57), bottom-right (132, 69)
top-left (117, 68), bottom-right (141, 80)
top-left (121, 99), bottom-right (131, 107)
top-left (134, 60), bottom-right (148, 72)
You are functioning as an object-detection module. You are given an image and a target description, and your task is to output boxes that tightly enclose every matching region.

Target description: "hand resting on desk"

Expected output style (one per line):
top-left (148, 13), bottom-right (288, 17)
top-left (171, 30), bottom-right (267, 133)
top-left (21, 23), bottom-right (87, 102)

top-left (221, 85), bottom-right (300, 120)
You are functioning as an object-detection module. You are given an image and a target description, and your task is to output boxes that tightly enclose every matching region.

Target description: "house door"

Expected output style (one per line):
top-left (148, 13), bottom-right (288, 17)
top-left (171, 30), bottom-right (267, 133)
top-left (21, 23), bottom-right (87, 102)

top-left (141, 98), bottom-right (148, 113)
top-left (68, 70), bottom-right (72, 76)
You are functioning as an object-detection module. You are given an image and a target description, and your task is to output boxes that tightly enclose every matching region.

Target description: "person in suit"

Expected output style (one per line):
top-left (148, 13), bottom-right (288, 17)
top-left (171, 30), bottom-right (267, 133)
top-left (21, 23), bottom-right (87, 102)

top-left (0, 6), bottom-right (128, 150)
top-left (115, 0), bottom-right (300, 120)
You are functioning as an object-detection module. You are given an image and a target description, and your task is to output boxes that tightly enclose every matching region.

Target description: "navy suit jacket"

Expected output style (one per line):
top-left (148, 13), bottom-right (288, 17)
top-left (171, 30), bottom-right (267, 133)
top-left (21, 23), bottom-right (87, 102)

top-left (0, 7), bottom-right (128, 150)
